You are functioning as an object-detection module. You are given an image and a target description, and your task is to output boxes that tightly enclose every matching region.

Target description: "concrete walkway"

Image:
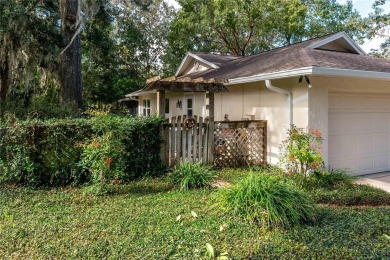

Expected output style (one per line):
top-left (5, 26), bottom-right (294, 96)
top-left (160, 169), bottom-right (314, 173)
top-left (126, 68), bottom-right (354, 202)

top-left (356, 172), bottom-right (390, 193)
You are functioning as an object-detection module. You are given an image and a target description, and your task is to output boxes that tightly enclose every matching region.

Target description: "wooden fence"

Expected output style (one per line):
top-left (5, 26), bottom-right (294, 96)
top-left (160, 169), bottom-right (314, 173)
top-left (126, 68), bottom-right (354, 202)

top-left (214, 120), bottom-right (267, 168)
top-left (162, 117), bottom-right (267, 168)
top-left (162, 116), bottom-right (211, 167)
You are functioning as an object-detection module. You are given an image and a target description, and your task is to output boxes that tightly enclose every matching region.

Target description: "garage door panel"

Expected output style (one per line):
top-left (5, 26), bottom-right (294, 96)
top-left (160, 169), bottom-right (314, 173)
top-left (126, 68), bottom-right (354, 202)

top-left (374, 134), bottom-right (389, 153)
top-left (374, 156), bottom-right (388, 169)
top-left (358, 157), bottom-right (374, 173)
top-left (357, 134), bottom-right (373, 154)
top-left (329, 93), bottom-right (390, 176)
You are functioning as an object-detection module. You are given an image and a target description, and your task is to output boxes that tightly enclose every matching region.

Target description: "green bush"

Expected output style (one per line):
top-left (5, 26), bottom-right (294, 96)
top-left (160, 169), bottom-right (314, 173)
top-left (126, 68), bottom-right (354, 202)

top-left (0, 119), bottom-right (90, 186)
top-left (0, 115), bottom-right (165, 187)
top-left (170, 161), bottom-right (217, 191)
top-left (218, 173), bottom-right (317, 228)
top-left (279, 125), bottom-right (324, 175)
top-left (306, 169), bottom-right (354, 189)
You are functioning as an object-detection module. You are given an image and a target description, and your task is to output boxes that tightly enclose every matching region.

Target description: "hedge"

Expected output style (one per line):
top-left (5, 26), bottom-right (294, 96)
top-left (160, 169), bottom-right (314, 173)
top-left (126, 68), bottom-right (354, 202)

top-left (0, 115), bottom-right (165, 187)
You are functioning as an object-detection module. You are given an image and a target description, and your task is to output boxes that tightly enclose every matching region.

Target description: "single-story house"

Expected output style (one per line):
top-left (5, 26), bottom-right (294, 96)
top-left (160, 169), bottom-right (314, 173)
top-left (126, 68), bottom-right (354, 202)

top-left (126, 32), bottom-right (390, 176)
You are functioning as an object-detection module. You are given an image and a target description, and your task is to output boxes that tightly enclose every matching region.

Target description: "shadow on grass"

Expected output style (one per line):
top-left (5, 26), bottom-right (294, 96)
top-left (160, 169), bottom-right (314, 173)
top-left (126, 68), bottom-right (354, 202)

top-left (248, 206), bottom-right (390, 259)
top-left (110, 181), bottom-right (174, 196)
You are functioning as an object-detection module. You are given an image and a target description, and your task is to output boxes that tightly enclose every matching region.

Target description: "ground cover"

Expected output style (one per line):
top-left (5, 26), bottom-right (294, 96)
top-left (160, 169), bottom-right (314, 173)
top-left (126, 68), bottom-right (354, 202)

top-left (0, 169), bottom-right (389, 259)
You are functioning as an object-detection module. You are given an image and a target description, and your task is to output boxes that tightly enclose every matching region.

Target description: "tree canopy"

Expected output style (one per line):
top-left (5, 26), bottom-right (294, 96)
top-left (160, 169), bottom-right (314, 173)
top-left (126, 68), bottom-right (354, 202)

top-left (0, 0), bottom-right (387, 119)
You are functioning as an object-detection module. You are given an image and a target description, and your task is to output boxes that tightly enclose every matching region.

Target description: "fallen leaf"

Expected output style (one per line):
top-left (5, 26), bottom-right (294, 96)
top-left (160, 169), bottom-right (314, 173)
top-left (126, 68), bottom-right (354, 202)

top-left (191, 211), bottom-right (198, 218)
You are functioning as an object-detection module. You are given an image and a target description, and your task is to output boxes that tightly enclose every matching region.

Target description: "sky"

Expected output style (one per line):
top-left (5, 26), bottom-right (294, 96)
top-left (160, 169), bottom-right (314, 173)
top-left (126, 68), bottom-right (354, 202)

top-left (165, 0), bottom-right (390, 53)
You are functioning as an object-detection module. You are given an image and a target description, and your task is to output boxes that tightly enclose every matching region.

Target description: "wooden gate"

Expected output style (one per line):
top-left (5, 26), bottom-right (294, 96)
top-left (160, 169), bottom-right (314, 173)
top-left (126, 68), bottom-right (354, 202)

top-left (162, 116), bottom-right (211, 167)
top-left (162, 117), bottom-right (267, 167)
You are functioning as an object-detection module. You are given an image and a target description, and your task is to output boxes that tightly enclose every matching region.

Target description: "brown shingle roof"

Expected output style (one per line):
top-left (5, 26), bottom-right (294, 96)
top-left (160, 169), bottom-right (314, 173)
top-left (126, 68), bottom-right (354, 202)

top-left (180, 33), bottom-right (390, 82)
top-left (190, 52), bottom-right (240, 67)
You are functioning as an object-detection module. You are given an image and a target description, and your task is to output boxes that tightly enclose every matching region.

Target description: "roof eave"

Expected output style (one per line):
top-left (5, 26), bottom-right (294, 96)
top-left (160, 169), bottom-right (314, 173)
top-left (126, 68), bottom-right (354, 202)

top-left (226, 66), bottom-right (390, 85)
top-left (175, 52), bottom-right (220, 77)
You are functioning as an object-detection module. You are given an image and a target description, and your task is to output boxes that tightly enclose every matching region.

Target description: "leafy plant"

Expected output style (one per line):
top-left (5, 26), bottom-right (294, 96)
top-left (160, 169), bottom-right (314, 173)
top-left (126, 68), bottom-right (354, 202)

top-left (306, 169), bottom-right (355, 189)
top-left (0, 115), bottom-right (165, 187)
top-left (279, 125), bottom-right (324, 175)
top-left (170, 161), bottom-right (217, 191)
top-left (218, 173), bottom-right (317, 228)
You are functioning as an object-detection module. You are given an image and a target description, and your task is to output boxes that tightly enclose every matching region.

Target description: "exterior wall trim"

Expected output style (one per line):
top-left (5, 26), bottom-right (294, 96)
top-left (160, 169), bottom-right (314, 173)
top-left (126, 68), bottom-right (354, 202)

top-left (175, 52), bottom-right (220, 77)
top-left (306, 32), bottom-right (366, 55)
top-left (227, 66), bottom-right (390, 85)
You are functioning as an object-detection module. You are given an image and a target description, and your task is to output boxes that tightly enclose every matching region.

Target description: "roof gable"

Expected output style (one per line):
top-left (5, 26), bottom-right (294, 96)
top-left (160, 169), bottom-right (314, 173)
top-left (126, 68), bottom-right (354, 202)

top-left (175, 53), bottom-right (219, 77)
top-left (306, 32), bottom-right (366, 55)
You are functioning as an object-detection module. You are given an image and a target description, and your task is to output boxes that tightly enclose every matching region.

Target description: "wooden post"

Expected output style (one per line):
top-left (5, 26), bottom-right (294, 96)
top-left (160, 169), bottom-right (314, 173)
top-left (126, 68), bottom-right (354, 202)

top-left (160, 119), bottom-right (169, 166)
top-left (207, 91), bottom-right (215, 164)
top-left (158, 90), bottom-right (165, 117)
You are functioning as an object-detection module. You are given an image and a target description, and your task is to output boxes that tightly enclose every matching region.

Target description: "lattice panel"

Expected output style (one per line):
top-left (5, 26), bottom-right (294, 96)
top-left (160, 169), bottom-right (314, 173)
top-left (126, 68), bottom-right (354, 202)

top-left (214, 124), bottom-right (266, 168)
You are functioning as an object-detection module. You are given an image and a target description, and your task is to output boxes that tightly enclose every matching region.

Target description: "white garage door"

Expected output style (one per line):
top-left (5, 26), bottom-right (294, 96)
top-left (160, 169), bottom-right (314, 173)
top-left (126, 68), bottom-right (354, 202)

top-left (329, 92), bottom-right (390, 176)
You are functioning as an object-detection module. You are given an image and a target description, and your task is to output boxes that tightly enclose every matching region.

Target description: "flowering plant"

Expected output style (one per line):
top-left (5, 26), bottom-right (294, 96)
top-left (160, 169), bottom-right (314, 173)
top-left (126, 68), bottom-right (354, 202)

top-left (279, 125), bottom-right (324, 175)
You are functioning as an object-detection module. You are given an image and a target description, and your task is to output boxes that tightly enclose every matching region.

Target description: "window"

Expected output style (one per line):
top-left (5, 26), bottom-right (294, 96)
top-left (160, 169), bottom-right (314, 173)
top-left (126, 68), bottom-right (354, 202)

top-left (187, 98), bottom-right (193, 117)
top-left (143, 99), bottom-right (150, 116)
top-left (165, 98), bottom-right (169, 114)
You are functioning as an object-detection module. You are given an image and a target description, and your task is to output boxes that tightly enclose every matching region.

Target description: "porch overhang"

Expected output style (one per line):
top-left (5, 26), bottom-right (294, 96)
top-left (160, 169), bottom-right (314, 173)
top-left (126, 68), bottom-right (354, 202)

top-left (143, 76), bottom-right (229, 93)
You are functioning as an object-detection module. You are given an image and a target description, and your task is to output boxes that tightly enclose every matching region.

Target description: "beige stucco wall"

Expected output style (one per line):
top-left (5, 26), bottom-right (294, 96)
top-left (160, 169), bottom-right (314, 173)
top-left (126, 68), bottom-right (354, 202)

top-left (138, 76), bottom-right (390, 169)
top-left (138, 93), bottom-right (158, 116)
top-left (139, 92), bottom-right (206, 118)
top-left (216, 79), bottom-right (309, 164)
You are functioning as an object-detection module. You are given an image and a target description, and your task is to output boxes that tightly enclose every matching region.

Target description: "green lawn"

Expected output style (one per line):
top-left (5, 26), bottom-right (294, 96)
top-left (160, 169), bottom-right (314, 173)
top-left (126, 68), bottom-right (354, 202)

top-left (1, 170), bottom-right (389, 259)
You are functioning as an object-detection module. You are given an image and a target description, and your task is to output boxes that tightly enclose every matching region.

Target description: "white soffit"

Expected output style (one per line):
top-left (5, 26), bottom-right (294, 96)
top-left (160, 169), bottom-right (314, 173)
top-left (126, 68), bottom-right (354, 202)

top-left (175, 52), bottom-right (219, 77)
top-left (306, 32), bottom-right (366, 55)
top-left (226, 67), bottom-right (390, 85)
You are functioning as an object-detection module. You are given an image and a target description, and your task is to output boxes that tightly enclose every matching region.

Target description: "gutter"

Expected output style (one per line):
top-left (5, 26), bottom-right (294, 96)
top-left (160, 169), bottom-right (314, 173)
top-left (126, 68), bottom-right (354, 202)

top-left (265, 80), bottom-right (293, 126)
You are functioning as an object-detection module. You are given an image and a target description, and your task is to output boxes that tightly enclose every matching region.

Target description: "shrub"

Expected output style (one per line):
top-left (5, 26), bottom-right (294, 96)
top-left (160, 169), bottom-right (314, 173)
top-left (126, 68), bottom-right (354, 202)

top-left (170, 161), bottom-right (217, 191)
top-left (0, 119), bottom-right (90, 186)
top-left (218, 173), bottom-right (317, 228)
top-left (279, 125), bottom-right (324, 175)
top-left (306, 169), bottom-right (354, 189)
top-left (0, 115), bottom-right (165, 187)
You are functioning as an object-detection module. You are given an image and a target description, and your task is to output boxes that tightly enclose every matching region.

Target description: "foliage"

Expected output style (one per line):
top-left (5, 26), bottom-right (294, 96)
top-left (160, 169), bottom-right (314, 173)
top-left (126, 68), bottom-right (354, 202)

top-left (0, 170), bottom-right (389, 258)
top-left (370, 37), bottom-right (390, 58)
top-left (305, 169), bottom-right (355, 189)
top-left (0, 115), bottom-right (165, 187)
top-left (279, 125), bottom-right (324, 176)
top-left (310, 184), bottom-right (390, 206)
top-left (218, 173), bottom-right (317, 228)
top-left (170, 161), bottom-right (217, 191)
top-left (0, 119), bottom-right (90, 186)
top-left (163, 0), bottom-right (370, 75)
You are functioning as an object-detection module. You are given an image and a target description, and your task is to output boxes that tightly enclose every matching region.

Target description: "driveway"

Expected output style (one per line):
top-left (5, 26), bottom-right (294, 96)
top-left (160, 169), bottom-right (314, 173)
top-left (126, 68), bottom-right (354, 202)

top-left (356, 172), bottom-right (390, 193)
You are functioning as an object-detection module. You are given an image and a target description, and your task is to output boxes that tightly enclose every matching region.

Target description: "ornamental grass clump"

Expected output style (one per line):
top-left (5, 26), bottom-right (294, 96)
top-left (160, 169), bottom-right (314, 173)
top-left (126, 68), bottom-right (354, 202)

top-left (171, 161), bottom-right (217, 191)
top-left (218, 173), bottom-right (317, 228)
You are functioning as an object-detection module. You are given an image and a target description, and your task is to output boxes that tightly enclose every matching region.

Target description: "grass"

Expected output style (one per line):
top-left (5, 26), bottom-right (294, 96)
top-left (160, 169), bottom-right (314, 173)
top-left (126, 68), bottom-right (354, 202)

top-left (170, 161), bottom-right (217, 191)
top-left (218, 173), bottom-right (317, 227)
top-left (0, 170), bottom-right (390, 258)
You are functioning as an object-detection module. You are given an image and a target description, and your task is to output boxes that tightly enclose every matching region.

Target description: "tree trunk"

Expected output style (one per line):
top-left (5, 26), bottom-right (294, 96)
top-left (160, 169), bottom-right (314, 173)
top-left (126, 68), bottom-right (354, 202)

top-left (0, 48), bottom-right (10, 119)
top-left (60, 0), bottom-right (82, 109)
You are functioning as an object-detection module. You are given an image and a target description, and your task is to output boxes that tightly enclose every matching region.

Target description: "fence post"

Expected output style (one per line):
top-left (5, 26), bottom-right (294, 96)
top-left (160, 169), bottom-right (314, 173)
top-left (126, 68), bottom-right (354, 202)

top-left (158, 90), bottom-right (165, 117)
top-left (207, 91), bottom-right (215, 164)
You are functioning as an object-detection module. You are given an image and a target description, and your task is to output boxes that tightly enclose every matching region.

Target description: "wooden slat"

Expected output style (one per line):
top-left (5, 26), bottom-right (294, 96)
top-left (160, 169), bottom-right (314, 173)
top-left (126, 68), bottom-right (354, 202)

top-left (182, 115), bottom-right (187, 161)
top-left (198, 116), bottom-right (203, 162)
top-left (176, 116), bottom-right (182, 162)
top-left (170, 116), bottom-right (176, 166)
top-left (203, 118), bottom-right (209, 163)
top-left (193, 116), bottom-right (198, 162)
top-left (187, 125), bottom-right (192, 162)
top-left (207, 92), bottom-right (215, 164)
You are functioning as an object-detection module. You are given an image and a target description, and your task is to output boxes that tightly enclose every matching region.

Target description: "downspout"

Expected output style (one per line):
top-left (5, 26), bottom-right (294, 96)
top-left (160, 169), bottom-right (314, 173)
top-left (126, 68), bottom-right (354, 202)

top-left (265, 79), bottom-right (293, 127)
